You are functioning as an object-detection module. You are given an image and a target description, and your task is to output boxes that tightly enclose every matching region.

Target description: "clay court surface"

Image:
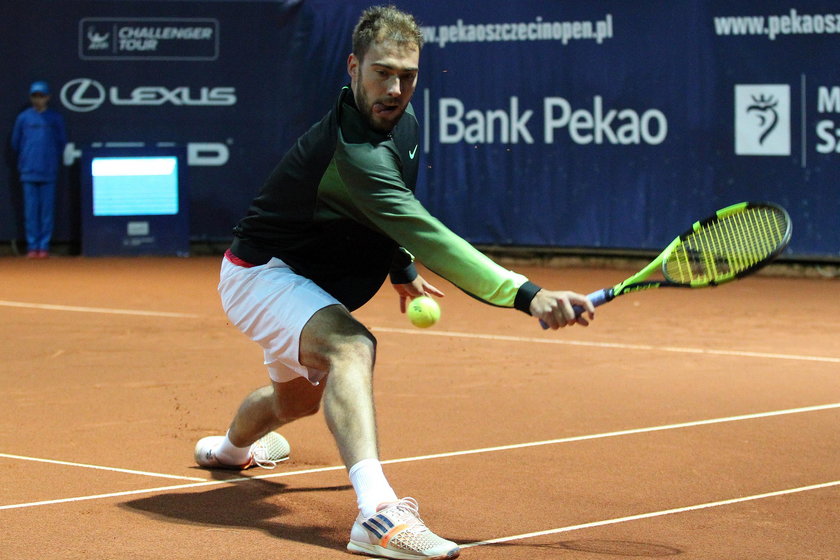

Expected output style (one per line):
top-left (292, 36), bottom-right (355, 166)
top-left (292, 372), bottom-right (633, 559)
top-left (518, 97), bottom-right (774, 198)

top-left (1, 255), bottom-right (838, 559)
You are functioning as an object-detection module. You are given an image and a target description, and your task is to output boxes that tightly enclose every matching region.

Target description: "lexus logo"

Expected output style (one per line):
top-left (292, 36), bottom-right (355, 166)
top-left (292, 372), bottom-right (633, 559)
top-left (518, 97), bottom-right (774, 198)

top-left (61, 78), bottom-right (106, 112)
top-left (59, 78), bottom-right (238, 111)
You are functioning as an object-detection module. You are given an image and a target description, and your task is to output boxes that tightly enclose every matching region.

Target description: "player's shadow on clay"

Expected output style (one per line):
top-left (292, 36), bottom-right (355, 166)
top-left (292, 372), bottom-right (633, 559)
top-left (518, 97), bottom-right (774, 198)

top-left (120, 477), bottom-right (353, 552)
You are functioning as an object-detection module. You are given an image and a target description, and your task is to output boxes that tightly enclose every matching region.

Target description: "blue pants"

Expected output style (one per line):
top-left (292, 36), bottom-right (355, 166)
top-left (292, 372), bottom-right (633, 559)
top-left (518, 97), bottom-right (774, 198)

top-left (23, 181), bottom-right (55, 252)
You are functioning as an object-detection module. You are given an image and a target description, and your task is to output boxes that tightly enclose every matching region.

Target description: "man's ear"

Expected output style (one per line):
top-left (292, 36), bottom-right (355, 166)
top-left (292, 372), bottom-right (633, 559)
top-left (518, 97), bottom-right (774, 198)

top-left (347, 53), bottom-right (358, 79)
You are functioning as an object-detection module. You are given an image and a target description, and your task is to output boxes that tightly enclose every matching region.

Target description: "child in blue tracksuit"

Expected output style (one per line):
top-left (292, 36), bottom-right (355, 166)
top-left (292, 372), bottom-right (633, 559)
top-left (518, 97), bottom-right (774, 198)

top-left (11, 81), bottom-right (67, 258)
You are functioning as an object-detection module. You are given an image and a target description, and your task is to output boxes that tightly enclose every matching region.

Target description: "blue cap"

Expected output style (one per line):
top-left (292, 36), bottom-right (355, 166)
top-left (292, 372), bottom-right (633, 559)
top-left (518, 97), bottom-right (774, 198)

top-left (29, 81), bottom-right (50, 95)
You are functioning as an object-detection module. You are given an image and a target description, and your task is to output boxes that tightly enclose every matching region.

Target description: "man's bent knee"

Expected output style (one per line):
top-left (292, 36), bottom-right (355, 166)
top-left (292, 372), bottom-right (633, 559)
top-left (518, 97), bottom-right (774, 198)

top-left (272, 378), bottom-right (323, 421)
top-left (299, 305), bottom-right (376, 372)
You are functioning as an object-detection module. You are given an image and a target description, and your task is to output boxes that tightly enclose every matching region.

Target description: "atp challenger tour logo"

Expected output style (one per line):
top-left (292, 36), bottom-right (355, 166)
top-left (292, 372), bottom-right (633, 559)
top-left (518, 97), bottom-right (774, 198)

top-left (86, 26), bottom-right (110, 51)
top-left (79, 17), bottom-right (219, 60)
top-left (734, 84), bottom-right (790, 155)
top-left (432, 93), bottom-right (668, 145)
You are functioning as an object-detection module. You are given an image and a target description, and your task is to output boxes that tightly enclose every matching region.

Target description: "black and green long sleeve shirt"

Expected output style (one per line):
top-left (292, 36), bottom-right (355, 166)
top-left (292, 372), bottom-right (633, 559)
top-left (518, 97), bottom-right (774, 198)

top-left (230, 87), bottom-right (540, 312)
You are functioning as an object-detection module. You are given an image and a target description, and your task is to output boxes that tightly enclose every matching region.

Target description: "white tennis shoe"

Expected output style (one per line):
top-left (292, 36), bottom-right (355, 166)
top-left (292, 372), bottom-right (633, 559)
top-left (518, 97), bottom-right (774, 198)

top-left (348, 497), bottom-right (460, 559)
top-left (193, 432), bottom-right (290, 469)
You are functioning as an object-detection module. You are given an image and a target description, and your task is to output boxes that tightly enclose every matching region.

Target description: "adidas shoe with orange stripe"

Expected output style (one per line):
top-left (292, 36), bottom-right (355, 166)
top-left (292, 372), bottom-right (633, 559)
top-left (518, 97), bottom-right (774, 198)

top-left (348, 497), bottom-right (459, 559)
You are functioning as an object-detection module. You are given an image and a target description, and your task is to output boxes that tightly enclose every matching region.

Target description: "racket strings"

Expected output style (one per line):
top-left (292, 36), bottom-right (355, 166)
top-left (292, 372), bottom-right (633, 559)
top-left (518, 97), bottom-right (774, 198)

top-left (664, 206), bottom-right (789, 285)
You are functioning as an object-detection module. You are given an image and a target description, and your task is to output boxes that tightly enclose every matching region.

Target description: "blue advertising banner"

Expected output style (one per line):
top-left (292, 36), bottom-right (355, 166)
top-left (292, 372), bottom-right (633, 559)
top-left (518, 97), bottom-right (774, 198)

top-left (2, 0), bottom-right (322, 249)
top-left (2, 1), bottom-right (838, 259)
top-left (409, 0), bottom-right (840, 257)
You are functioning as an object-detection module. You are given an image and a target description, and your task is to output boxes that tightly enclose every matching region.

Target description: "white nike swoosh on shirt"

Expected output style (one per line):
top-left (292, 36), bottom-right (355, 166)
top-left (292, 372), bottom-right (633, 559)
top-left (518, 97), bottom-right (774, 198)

top-left (409, 145), bottom-right (418, 159)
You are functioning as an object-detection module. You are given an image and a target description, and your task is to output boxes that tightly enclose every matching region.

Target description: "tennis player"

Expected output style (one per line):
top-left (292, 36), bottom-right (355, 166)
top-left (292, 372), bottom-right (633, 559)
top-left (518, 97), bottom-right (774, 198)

top-left (194, 5), bottom-right (595, 559)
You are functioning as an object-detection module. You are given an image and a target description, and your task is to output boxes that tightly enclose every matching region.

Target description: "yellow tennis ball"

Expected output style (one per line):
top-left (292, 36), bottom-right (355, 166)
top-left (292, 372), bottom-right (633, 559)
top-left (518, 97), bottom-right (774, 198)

top-left (407, 296), bottom-right (440, 328)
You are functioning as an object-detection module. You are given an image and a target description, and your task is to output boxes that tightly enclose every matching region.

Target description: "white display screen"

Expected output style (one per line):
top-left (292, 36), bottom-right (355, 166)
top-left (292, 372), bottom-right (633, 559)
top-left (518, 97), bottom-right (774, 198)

top-left (91, 156), bottom-right (179, 216)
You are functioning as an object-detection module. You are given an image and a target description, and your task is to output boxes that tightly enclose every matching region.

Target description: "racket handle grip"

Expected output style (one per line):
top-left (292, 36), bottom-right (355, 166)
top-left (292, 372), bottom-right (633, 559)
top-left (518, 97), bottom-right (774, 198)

top-left (576, 288), bottom-right (609, 313)
top-left (539, 289), bottom-right (609, 330)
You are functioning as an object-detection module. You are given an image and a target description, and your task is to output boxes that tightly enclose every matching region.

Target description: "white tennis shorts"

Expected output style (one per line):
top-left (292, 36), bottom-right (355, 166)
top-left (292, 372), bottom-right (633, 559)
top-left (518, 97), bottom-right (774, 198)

top-left (218, 255), bottom-right (339, 385)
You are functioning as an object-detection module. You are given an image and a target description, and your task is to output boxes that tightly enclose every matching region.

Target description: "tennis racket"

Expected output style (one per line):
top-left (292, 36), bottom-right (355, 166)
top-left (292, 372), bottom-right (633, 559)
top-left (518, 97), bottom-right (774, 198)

top-left (541, 201), bottom-right (792, 327)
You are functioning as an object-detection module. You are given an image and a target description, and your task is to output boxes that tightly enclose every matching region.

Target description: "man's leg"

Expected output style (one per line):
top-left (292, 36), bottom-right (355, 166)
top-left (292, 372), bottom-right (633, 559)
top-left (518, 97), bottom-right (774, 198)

top-left (298, 305), bottom-right (379, 467)
top-left (214, 301), bottom-right (373, 455)
top-left (297, 305), bottom-right (400, 516)
top-left (225, 377), bottom-right (323, 448)
top-left (22, 182), bottom-right (39, 255)
top-left (204, 257), bottom-right (458, 557)
top-left (37, 181), bottom-right (55, 254)
top-left (196, 377), bottom-right (319, 468)
top-left (299, 307), bottom-right (460, 560)
top-left (199, 256), bottom-right (336, 468)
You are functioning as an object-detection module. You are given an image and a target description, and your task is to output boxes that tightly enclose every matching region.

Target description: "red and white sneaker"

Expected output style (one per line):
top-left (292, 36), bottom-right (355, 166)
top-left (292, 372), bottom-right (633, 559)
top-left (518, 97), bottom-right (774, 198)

top-left (348, 497), bottom-right (460, 559)
top-left (193, 432), bottom-right (290, 469)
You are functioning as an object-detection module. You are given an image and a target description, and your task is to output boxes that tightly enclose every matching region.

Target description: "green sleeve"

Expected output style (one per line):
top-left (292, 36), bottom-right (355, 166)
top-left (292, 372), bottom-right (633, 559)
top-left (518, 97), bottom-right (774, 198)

top-left (331, 135), bottom-right (534, 309)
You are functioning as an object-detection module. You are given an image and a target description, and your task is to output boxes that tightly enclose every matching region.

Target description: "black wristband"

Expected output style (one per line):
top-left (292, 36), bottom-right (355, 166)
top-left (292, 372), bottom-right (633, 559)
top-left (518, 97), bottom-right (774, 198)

top-left (390, 262), bottom-right (418, 285)
top-left (513, 281), bottom-right (542, 314)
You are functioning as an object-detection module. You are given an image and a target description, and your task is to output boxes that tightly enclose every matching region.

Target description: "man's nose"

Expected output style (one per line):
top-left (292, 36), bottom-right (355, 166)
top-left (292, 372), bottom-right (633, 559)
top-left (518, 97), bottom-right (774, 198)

top-left (386, 76), bottom-right (401, 97)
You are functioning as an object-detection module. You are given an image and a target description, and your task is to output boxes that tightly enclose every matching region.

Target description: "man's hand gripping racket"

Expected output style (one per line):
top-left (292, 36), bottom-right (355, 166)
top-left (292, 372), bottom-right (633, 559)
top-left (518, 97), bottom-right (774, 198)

top-left (539, 202), bottom-right (792, 329)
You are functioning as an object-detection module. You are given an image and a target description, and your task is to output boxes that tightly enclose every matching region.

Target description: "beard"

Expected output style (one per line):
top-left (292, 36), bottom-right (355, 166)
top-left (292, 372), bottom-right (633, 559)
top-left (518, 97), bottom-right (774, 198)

top-left (352, 81), bottom-right (406, 134)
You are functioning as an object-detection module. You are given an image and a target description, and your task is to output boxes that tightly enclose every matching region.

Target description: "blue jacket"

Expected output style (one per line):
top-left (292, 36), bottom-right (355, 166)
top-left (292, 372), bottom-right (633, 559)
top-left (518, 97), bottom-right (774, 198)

top-left (12, 108), bottom-right (67, 182)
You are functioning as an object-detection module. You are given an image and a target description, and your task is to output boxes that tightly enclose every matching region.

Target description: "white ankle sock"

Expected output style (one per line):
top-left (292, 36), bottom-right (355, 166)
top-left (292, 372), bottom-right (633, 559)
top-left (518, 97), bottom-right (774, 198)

top-left (349, 458), bottom-right (398, 518)
top-left (213, 431), bottom-right (252, 465)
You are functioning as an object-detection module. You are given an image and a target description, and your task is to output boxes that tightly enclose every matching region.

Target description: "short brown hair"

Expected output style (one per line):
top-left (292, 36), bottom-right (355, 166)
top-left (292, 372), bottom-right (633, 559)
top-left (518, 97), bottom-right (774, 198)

top-left (352, 5), bottom-right (423, 62)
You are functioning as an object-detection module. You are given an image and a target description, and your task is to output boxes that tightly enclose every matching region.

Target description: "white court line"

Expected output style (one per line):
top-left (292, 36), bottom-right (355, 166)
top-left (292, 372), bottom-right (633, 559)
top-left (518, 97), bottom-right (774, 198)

top-left (4, 299), bottom-right (834, 362)
top-left (373, 327), bottom-right (840, 364)
top-left (2, 402), bottom-right (837, 511)
top-left (371, 402), bottom-right (840, 465)
top-left (0, 480), bottom-right (228, 511)
top-left (0, 453), bottom-right (205, 481)
top-left (461, 480), bottom-right (840, 548)
top-left (0, 299), bottom-right (199, 319)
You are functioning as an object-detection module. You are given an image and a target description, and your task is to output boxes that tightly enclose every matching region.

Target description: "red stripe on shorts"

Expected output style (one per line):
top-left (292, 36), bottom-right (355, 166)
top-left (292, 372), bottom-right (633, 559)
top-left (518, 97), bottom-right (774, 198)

top-left (224, 248), bottom-right (256, 268)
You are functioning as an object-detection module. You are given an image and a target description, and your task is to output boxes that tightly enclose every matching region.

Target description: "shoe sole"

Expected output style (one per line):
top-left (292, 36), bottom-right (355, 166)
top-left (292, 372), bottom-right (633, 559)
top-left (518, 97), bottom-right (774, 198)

top-left (347, 540), bottom-right (460, 560)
